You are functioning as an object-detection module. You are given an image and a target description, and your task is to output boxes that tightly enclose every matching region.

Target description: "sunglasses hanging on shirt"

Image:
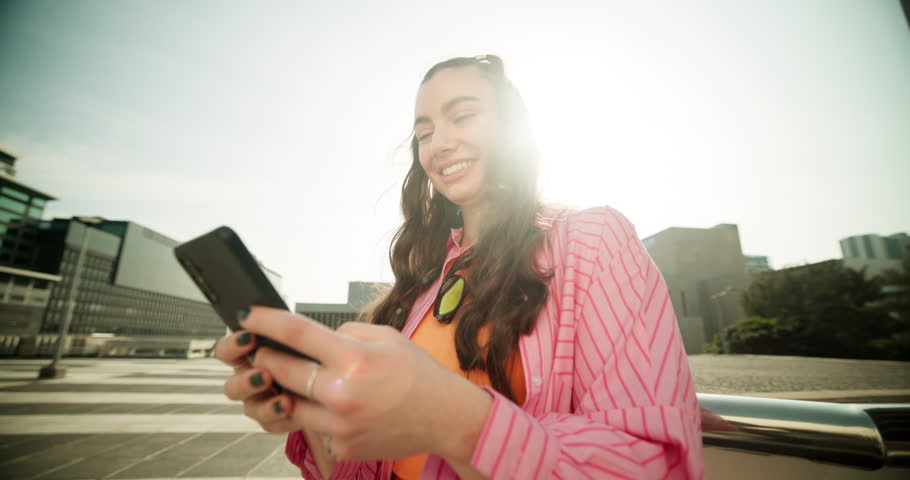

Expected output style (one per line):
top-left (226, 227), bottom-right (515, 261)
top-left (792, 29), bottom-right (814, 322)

top-left (433, 249), bottom-right (474, 324)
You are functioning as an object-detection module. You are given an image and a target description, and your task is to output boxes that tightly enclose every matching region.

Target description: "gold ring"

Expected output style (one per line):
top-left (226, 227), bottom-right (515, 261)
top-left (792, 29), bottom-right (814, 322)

top-left (323, 435), bottom-right (340, 461)
top-left (304, 363), bottom-right (320, 399)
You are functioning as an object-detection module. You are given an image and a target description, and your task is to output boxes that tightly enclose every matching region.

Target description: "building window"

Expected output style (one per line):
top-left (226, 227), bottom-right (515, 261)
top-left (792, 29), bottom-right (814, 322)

top-left (1, 186), bottom-right (29, 202)
top-left (884, 238), bottom-right (903, 260)
top-left (862, 235), bottom-right (876, 259)
top-left (0, 196), bottom-right (26, 214)
top-left (0, 210), bottom-right (18, 223)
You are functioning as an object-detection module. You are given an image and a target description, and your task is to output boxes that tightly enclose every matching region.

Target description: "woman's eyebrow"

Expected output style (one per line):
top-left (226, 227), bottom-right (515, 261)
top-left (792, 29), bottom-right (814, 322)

top-left (414, 96), bottom-right (481, 127)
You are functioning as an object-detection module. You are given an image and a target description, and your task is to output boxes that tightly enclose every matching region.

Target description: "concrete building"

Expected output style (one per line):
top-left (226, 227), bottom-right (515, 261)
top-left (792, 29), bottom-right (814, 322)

top-left (0, 149), bottom-right (62, 355)
top-left (19, 218), bottom-right (231, 357)
top-left (840, 233), bottom-right (910, 279)
top-left (642, 223), bottom-right (750, 354)
top-left (745, 255), bottom-right (773, 275)
top-left (296, 281), bottom-right (389, 329)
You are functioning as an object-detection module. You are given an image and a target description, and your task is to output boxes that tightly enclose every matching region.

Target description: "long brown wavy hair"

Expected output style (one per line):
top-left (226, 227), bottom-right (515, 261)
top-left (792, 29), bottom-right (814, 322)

top-left (364, 55), bottom-right (553, 403)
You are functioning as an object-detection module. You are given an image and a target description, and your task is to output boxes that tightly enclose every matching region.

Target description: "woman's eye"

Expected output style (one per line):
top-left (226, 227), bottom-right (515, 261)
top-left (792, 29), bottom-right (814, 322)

top-left (417, 132), bottom-right (432, 143)
top-left (454, 113), bottom-right (476, 124)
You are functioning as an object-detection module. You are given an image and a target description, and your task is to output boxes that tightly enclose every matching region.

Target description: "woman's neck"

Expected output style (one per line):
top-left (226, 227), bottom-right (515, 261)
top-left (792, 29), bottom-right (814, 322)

top-left (459, 203), bottom-right (488, 249)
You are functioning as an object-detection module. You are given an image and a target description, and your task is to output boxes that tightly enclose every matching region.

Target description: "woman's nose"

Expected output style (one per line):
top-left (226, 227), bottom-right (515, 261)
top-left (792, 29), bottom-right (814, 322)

top-left (430, 125), bottom-right (456, 158)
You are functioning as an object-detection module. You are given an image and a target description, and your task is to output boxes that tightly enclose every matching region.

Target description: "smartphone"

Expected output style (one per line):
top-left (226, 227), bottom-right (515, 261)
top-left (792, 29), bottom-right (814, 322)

top-left (174, 226), bottom-right (314, 362)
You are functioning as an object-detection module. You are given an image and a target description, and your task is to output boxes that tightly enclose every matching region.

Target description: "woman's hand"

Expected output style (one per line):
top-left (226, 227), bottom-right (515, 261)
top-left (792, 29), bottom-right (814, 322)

top-left (212, 330), bottom-right (296, 433)
top-left (237, 306), bottom-right (494, 465)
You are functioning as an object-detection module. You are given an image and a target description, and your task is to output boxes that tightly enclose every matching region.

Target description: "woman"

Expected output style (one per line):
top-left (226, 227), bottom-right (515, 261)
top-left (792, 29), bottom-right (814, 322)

top-left (214, 55), bottom-right (703, 479)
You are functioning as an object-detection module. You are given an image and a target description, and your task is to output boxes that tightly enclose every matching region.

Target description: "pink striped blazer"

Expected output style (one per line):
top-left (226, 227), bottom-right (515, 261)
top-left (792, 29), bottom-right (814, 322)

top-left (287, 206), bottom-right (704, 479)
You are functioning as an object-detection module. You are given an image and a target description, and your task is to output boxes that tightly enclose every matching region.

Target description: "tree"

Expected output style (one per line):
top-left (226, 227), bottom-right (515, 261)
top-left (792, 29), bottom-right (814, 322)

top-left (713, 260), bottom-right (898, 359)
top-left (872, 246), bottom-right (910, 360)
top-left (878, 245), bottom-right (910, 321)
top-left (707, 316), bottom-right (803, 355)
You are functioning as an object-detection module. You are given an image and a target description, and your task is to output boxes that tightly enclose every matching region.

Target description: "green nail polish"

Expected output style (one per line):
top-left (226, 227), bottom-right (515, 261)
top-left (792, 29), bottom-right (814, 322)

top-left (237, 308), bottom-right (250, 323)
top-left (272, 401), bottom-right (283, 414)
top-left (237, 332), bottom-right (251, 346)
top-left (250, 372), bottom-right (264, 387)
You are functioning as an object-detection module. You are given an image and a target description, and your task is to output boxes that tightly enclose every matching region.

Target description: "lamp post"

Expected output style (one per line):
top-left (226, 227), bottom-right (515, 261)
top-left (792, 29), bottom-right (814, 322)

top-left (39, 216), bottom-right (104, 380)
top-left (710, 286), bottom-right (738, 354)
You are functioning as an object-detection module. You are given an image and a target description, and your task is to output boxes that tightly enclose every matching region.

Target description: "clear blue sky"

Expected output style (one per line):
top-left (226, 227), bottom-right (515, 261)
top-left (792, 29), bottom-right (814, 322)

top-left (1, 0), bottom-right (908, 305)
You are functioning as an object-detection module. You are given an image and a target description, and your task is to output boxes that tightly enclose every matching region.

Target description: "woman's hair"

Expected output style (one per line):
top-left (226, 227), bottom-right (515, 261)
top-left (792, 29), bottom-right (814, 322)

top-left (364, 55), bottom-right (552, 402)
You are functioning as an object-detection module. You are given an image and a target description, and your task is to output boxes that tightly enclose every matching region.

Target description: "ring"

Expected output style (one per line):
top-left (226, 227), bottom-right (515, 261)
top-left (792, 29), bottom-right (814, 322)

top-left (304, 363), bottom-right (320, 399)
top-left (323, 435), bottom-right (340, 461)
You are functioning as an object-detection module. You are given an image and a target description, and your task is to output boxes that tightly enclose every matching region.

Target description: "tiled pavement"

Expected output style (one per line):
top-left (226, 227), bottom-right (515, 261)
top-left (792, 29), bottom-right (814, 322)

top-left (2, 354), bottom-right (908, 479)
top-left (0, 358), bottom-right (301, 480)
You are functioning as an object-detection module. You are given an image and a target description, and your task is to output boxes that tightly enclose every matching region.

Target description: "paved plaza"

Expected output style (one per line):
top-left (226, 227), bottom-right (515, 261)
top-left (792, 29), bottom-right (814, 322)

top-left (0, 357), bottom-right (300, 480)
top-left (0, 354), bottom-right (908, 479)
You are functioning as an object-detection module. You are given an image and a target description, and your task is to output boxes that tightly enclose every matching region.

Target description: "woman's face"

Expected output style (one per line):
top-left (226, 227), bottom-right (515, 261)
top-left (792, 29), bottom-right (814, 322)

top-left (414, 66), bottom-right (498, 209)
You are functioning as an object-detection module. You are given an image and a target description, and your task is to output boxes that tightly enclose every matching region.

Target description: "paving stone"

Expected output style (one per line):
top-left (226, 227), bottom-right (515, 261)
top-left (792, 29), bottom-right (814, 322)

top-left (117, 373), bottom-right (229, 379)
top-left (3, 433), bottom-right (144, 479)
top-left (0, 383), bottom-right (221, 393)
top-left (41, 433), bottom-right (194, 480)
top-left (181, 432), bottom-right (288, 477)
top-left (0, 434), bottom-right (92, 463)
top-left (109, 433), bottom-right (239, 478)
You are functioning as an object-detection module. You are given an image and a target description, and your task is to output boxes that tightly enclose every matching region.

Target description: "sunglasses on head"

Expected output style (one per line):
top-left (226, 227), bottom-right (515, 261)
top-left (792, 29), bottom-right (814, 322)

top-left (433, 250), bottom-right (474, 324)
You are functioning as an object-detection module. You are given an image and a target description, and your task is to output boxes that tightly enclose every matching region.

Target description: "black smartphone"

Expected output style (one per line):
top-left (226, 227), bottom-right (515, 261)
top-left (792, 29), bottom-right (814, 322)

top-left (174, 226), bottom-right (314, 362)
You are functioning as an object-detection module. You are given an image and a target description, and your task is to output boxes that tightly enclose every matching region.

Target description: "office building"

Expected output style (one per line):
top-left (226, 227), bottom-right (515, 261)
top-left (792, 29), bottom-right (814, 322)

top-left (642, 223), bottom-right (750, 354)
top-left (0, 149), bottom-right (62, 355)
top-left (296, 281), bottom-right (389, 329)
top-left (745, 255), bottom-right (773, 275)
top-left (840, 233), bottom-right (910, 279)
top-left (21, 217), bottom-right (235, 357)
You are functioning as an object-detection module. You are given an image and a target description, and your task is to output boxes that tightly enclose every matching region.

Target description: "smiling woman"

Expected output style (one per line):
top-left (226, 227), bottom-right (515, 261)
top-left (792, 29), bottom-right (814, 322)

top-left (213, 54), bottom-right (703, 480)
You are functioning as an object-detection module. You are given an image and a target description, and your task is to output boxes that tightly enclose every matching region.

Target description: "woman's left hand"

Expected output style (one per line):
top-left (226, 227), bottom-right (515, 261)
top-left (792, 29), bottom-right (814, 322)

top-left (241, 306), bottom-right (493, 464)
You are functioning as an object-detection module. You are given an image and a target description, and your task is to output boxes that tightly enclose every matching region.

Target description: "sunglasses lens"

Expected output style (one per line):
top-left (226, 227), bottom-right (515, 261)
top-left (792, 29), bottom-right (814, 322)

top-left (435, 275), bottom-right (465, 322)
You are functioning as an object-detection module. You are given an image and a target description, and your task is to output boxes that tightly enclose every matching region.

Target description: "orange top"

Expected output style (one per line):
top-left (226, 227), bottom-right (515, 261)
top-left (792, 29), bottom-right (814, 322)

top-left (391, 270), bottom-right (526, 480)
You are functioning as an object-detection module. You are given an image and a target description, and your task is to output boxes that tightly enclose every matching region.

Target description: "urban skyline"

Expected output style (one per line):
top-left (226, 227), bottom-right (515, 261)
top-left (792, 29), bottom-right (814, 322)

top-left (19, 160), bottom-right (907, 306)
top-left (2, 1), bottom-right (908, 305)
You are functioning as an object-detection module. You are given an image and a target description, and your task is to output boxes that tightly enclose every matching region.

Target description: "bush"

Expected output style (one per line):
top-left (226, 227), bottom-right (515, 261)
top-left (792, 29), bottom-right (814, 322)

top-left (707, 316), bottom-right (807, 355)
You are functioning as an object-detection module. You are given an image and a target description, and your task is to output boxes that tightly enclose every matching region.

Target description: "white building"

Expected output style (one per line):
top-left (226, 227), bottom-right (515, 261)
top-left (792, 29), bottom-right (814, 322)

top-left (840, 233), bottom-right (909, 278)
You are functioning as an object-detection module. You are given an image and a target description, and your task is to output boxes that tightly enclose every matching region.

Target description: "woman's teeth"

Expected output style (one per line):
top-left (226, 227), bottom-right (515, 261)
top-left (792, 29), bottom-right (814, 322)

top-left (442, 161), bottom-right (471, 176)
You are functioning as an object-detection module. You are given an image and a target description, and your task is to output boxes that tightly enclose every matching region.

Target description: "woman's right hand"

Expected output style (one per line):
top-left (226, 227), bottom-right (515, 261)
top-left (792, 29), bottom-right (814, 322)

top-left (213, 330), bottom-right (338, 479)
top-left (212, 330), bottom-right (295, 432)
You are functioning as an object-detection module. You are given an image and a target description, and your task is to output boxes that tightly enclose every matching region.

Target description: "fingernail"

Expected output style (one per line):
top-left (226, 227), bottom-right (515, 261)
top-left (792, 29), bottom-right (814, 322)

top-left (250, 372), bottom-right (264, 387)
top-left (237, 308), bottom-right (250, 323)
top-left (247, 351), bottom-right (256, 364)
top-left (236, 332), bottom-right (251, 346)
top-left (272, 401), bottom-right (284, 414)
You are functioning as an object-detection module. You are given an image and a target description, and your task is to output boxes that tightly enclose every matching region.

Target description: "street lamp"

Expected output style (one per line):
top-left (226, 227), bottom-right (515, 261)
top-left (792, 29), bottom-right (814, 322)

top-left (710, 286), bottom-right (738, 354)
top-left (38, 216), bottom-right (105, 380)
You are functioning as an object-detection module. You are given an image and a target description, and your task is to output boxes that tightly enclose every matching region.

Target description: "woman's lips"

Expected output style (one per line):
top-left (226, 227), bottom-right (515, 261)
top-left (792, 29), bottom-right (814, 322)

top-left (439, 159), bottom-right (475, 185)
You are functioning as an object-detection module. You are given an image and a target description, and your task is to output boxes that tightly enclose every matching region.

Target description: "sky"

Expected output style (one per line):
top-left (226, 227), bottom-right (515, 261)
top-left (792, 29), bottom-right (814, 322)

top-left (1, 0), bottom-right (908, 305)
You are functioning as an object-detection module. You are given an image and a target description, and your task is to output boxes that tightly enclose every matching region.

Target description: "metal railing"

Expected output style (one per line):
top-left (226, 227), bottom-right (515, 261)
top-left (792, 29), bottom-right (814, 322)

top-left (698, 393), bottom-right (910, 469)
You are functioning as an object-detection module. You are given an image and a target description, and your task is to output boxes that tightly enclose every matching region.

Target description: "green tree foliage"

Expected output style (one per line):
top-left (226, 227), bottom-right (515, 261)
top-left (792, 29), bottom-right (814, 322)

top-left (874, 246), bottom-right (910, 359)
top-left (709, 259), bottom-right (908, 360)
top-left (708, 316), bottom-right (802, 355)
top-left (879, 246), bottom-right (910, 320)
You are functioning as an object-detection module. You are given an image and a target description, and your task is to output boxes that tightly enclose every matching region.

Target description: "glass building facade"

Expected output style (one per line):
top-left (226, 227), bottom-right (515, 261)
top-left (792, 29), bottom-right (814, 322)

top-left (0, 172), bottom-right (53, 269)
top-left (0, 151), bottom-right (61, 354)
top-left (35, 219), bottom-right (225, 341)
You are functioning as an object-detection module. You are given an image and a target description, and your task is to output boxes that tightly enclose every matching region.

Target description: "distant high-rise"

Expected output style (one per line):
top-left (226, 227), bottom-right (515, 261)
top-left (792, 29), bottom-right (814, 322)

top-left (0, 151), bottom-right (56, 269)
top-left (840, 233), bottom-right (910, 278)
top-left (296, 281), bottom-right (390, 329)
top-left (642, 223), bottom-right (750, 354)
top-left (745, 255), bottom-right (773, 275)
top-left (0, 149), bottom-right (61, 355)
top-left (22, 218), bottom-right (252, 357)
